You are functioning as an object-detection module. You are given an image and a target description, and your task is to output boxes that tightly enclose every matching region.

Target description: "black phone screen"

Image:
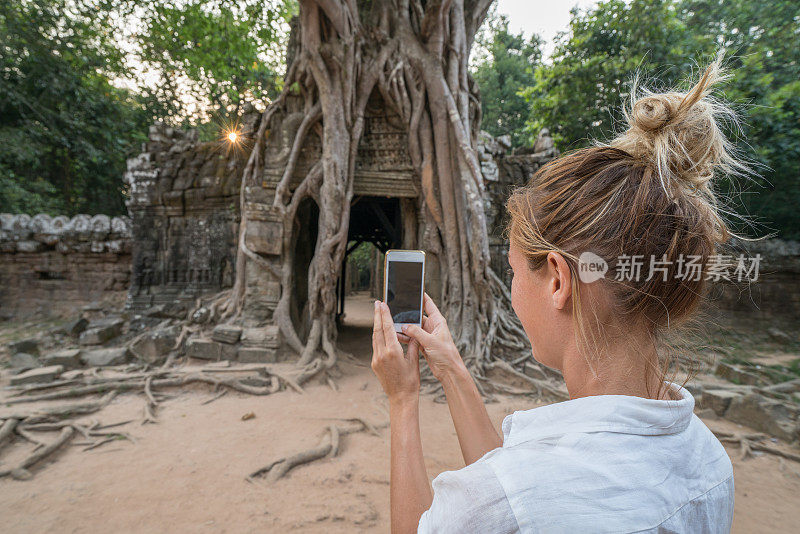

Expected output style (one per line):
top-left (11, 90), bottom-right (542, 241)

top-left (386, 260), bottom-right (423, 324)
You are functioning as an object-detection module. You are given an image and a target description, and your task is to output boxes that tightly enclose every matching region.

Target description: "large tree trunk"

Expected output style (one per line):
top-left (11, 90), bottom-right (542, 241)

top-left (229, 0), bottom-right (528, 387)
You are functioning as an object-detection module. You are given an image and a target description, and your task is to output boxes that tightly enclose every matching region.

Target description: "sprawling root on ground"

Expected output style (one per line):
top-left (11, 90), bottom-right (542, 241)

top-left (0, 358), bottom-right (392, 482)
top-left (0, 390), bottom-right (135, 480)
top-left (246, 417), bottom-right (388, 484)
top-left (0, 360), bottom-right (331, 480)
top-left (712, 430), bottom-right (800, 463)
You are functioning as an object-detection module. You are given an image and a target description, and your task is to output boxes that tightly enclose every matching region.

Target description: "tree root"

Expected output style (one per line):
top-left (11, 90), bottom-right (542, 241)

top-left (0, 417), bottom-right (19, 450)
top-left (14, 426), bottom-right (48, 451)
top-left (0, 426), bottom-right (74, 480)
top-left (246, 418), bottom-right (388, 484)
top-left (0, 414), bottom-right (136, 480)
top-left (5, 366), bottom-right (309, 406)
top-left (713, 430), bottom-right (800, 463)
top-left (201, 389), bottom-right (228, 405)
top-left (82, 437), bottom-right (116, 451)
top-left (6, 378), bottom-right (83, 396)
top-left (5, 381), bottom-right (148, 404)
top-left (142, 376), bottom-right (158, 425)
top-left (0, 356), bottom-right (352, 480)
top-left (0, 391), bottom-right (118, 423)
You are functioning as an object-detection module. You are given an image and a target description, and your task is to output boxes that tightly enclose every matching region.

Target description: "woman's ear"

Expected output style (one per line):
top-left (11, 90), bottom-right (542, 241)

top-left (546, 252), bottom-right (572, 310)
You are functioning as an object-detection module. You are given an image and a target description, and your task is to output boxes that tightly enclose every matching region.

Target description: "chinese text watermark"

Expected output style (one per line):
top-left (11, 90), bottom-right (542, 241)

top-left (577, 253), bottom-right (761, 284)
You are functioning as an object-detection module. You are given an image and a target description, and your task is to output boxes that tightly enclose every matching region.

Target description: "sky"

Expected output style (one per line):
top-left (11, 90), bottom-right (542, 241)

top-left (495, 0), bottom-right (599, 58)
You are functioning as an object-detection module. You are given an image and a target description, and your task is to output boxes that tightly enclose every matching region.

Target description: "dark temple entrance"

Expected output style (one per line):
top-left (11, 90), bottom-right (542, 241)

top-left (336, 196), bottom-right (404, 323)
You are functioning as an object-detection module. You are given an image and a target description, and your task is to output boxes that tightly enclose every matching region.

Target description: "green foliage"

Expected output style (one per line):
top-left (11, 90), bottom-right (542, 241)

top-left (522, 0), bottom-right (692, 149)
top-left (471, 13), bottom-right (543, 148)
top-left (0, 0), bottom-right (295, 215)
top-left (0, 0), bottom-right (150, 215)
top-left (681, 0), bottom-right (800, 239)
top-left (134, 0), bottom-right (297, 122)
top-left (522, 0), bottom-right (800, 239)
top-left (347, 242), bottom-right (375, 288)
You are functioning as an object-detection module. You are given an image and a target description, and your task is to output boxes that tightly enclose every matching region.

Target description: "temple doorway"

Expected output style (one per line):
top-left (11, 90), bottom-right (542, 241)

top-left (336, 196), bottom-right (417, 356)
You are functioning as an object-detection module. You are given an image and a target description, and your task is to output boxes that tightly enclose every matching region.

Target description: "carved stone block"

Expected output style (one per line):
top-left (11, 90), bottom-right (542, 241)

top-left (245, 219), bottom-right (282, 256)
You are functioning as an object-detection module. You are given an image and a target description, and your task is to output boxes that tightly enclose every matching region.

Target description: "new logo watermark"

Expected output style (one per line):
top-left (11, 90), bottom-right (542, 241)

top-left (578, 251), bottom-right (608, 283)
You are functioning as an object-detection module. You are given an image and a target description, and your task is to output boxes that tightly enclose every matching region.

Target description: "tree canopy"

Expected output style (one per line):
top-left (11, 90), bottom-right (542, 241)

top-left (134, 0), bottom-right (296, 122)
top-left (0, 0), bottom-right (150, 215)
top-left (471, 11), bottom-right (542, 148)
top-left (0, 0), bottom-right (294, 216)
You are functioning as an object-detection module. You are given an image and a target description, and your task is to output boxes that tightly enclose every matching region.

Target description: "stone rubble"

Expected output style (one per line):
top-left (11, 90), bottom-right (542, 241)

top-left (8, 338), bottom-right (39, 355)
top-left (9, 353), bottom-right (39, 372)
top-left (80, 347), bottom-right (130, 367)
top-left (41, 348), bottom-right (83, 369)
top-left (79, 317), bottom-right (124, 346)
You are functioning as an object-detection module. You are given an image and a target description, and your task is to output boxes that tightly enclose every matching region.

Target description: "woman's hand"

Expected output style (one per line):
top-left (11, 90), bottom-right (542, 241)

top-left (371, 300), bottom-right (420, 404)
top-left (399, 293), bottom-right (465, 382)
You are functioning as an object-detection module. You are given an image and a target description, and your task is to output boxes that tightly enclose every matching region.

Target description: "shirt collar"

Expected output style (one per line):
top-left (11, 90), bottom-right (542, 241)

top-left (501, 381), bottom-right (695, 448)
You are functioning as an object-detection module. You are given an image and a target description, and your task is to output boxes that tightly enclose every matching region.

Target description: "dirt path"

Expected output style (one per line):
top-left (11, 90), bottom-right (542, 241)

top-left (1, 294), bottom-right (798, 532)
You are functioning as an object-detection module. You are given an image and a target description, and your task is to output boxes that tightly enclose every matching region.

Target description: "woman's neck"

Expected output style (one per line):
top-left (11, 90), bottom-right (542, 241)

top-left (559, 334), bottom-right (669, 401)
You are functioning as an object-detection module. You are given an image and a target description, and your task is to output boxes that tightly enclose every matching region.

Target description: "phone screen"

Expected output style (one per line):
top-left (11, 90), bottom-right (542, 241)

top-left (386, 260), bottom-right (423, 324)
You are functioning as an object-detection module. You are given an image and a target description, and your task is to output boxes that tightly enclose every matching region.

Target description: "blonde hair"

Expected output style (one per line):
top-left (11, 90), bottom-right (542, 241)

top-left (505, 55), bottom-right (749, 398)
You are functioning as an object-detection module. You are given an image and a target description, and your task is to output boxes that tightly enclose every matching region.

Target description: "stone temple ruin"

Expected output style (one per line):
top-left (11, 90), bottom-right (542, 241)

top-left (0, 213), bottom-right (132, 316)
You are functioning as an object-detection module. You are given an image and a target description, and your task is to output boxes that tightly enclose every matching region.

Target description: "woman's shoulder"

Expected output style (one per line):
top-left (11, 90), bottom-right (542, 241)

top-left (421, 452), bottom-right (520, 533)
top-left (429, 447), bottom-right (505, 488)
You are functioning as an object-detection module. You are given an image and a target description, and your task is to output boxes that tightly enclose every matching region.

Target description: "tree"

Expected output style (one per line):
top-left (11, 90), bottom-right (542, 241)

top-left (523, 0), bottom-right (694, 149)
top-left (0, 0), bottom-right (151, 215)
top-left (471, 12), bottom-right (542, 148)
top-left (134, 0), bottom-right (297, 123)
top-left (221, 0), bottom-right (527, 385)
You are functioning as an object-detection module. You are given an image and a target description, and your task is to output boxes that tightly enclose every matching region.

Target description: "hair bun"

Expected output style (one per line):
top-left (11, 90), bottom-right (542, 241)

top-left (609, 53), bottom-right (749, 198)
top-left (631, 96), bottom-right (676, 132)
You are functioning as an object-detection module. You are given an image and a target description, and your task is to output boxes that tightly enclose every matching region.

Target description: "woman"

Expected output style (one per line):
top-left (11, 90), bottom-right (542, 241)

top-left (371, 58), bottom-right (739, 533)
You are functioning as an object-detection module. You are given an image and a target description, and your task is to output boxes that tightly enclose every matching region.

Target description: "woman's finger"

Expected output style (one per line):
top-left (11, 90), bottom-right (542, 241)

top-left (373, 301), bottom-right (385, 351)
top-left (397, 332), bottom-right (411, 344)
top-left (423, 292), bottom-right (444, 320)
top-left (372, 318), bottom-right (379, 356)
top-left (407, 339), bottom-right (420, 363)
top-left (379, 302), bottom-right (401, 353)
top-left (421, 314), bottom-right (434, 334)
top-left (403, 324), bottom-right (435, 347)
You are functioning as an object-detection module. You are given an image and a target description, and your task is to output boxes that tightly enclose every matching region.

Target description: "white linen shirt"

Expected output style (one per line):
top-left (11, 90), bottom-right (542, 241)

top-left (417, 382), bottom-right (734, 533)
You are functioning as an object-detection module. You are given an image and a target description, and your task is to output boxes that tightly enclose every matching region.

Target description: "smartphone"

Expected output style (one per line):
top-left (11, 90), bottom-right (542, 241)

top-left (383, 249), bottom-right (426, 333)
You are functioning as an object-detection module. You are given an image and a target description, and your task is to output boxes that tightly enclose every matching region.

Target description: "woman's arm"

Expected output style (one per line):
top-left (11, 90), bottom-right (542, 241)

top-left (401, 294), bottom-right (502, 465)
top-left (438, 363), bottom-right (503, 465)
top-left (390, 396), bottom-right (433, 533)
top-left (372, 301), bottom-right (433, 533)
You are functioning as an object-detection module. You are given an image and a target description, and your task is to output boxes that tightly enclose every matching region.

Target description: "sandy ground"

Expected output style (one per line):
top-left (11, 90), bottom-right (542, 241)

top-left (1, 294), bottom-right (799, 533)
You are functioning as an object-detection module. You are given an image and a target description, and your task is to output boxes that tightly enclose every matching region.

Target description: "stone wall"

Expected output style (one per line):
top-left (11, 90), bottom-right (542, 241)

top-left (0, 214), bottom-right (132, 316)
top-left (710, 238), bottom-right (800, 318)
top-left (481, 129), bottom-right (560, 286)
top-left (124, 109), bottom-right (261, 314)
